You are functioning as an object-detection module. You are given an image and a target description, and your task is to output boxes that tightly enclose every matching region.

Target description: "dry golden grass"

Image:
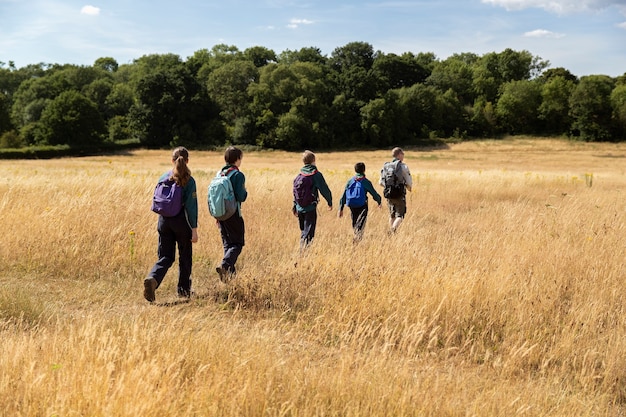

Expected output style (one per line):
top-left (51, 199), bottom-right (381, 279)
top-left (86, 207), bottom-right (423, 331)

top-left (1, 138), bottom-right (626, 416)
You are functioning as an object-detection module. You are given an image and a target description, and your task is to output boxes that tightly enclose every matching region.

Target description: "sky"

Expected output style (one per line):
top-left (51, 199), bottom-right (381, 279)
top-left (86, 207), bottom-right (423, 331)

top-left (1, 0), bottom-right (625, 77)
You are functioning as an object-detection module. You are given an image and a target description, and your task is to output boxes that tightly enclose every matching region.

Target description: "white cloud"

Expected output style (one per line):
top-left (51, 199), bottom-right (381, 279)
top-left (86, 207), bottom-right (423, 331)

top-left (618, 21), bottom-right (626, 28)
top-left (287, 18), bottom-right (314, 29)
top-left (481, 0), bottom-right (626, 14)
top-left (524, 28), bottom-right (565, 38)
top-left (80, 5), bottom-right (100, 16)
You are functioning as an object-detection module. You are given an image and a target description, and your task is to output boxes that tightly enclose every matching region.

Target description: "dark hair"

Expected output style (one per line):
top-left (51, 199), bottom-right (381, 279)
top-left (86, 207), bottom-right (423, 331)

top-left (224, 146), bottom-right (243, 165)
top-left (354, 162), bottom-right (365, 174)
top-left (171, 146), bottom-right (191, 187)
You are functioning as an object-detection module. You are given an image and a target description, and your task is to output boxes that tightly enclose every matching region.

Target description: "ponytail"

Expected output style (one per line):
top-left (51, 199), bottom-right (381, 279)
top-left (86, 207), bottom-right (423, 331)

top-left (171, 146), bottom-right (191, 187)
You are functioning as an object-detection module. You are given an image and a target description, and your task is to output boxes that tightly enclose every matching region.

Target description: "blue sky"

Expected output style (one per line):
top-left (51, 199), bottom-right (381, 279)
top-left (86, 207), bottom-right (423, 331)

top-left (1, 0), bottom-right (625, 77)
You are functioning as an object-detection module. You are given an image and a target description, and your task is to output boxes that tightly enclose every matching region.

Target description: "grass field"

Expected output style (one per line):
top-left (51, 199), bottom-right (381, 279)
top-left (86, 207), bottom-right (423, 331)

top-left (1, 138), bottom-right (626, 416)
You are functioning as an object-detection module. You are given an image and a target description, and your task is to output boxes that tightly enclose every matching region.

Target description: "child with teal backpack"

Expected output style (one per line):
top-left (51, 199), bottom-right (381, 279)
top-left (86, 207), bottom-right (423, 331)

top-left (338, 162), bottom-right (382, 242)
top-left (212, 146), bottom-right (247, 282)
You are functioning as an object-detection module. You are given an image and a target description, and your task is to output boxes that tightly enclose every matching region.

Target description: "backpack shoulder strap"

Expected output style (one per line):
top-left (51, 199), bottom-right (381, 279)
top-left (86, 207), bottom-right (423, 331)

top-left (393, 160), bottom-right (404, 182)
top-left (221, 166), bottom-right (238, 177)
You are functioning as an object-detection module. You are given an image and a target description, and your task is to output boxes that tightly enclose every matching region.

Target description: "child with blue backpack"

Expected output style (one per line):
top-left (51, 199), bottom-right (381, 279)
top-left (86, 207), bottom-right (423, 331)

top-left (144, 146), bottom-right (198, 302)
top-left (338, 162), bottom-right (382, 242)
top-left (214, 146), bottom-right (247, 282)
top-left (292, 150), bottom-right (333, 249)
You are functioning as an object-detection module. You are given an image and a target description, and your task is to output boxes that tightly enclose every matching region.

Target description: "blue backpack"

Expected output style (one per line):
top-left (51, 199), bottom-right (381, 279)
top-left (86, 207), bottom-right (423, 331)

top-left (151, 174), bottom-right (183, 217)
top-left (208, 168), bottom-right (237, 221)
top-left (345, 177), bottom-right (366, 208)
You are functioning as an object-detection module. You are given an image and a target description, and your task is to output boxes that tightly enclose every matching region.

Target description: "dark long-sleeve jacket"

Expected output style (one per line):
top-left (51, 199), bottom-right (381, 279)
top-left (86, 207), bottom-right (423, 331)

top-left (293, 164), bottom-right (332, 213)
top-left (338, 174), bottom-right (382, 210)
top-left (220, 164), bottom-right (247, 215)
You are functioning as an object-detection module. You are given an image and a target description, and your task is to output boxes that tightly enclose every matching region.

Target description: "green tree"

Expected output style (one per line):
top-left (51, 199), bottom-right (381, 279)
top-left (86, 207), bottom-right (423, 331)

top-left (94, 57), bottom-right (119, 73)
top-left (610, 84), bottom-right (626, 138)
top-left (326, 42), bottom-right (380, 146)
top-left (11, 77), bottom-right (65, 129)
top-left (473, 49), bottom-right (547, 103)
top-left (278, 47), bottom-right (327, 65)
top-left (396, 83), bottom-right (439, 141)
top-left (427, 54), bottom-right (477, 105)
top-left (39, 90), bottom-right (105, 146)
top-left (496, 80), bottom-right (542, 134)
top-left (249, 61), bottom-right (332, 148)
top-left (104, 83), bottom-right (134, 118)
top-left (206, 60), bottom-right (258, 142)
top-left (129, 63), bottom-right (217, 147)
top-left (329, 41), bottom-right (376, 72)
top-left (0, 92), bottom-right (11, 134)
top-left (539, 67), bottom-right (577, 83)
top-left (274, 109), bottom-right (311, 150)
top-left (433, 88), bottom-right (466, 138)
top-left (569, 75), bottom-right (615, 141)
top-left (360, 93), bottom-right (402, 147)
top-left (127, 53), bottom-right (185, 88)
top-left (244, 46), bottom-right (277, 68)
top-left (538, 76), bottom-right (575, 135)
top-left (83, 78), bottom-right (113, 117)
top-left (373, 52), bottom-right (429, 92)
top-left (197, 44), bottom-right (244, 76)
top-left (469, 97), bottom-right (497, 137)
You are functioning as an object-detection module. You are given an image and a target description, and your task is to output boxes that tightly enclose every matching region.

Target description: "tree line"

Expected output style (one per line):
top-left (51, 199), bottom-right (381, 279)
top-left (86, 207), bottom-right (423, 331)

top-left (1, 41), bottom-right (625, 151)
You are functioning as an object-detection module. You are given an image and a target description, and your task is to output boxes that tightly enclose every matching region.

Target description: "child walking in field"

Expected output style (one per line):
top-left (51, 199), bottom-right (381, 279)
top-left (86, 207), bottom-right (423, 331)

top-left (338, 162), bottom-right (382, 242)
top-left (144, 146), bottom-right (198, 302)
top-left (292, 150), bottom-right (333, 249)
top-left (214, 146), bottom-right (247, 282)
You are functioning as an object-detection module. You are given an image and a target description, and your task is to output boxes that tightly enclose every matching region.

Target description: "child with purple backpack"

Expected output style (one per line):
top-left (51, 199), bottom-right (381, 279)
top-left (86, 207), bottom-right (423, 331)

top-left (144, 146), bottom-right (198, 302)
top-left (292, 150), bottom-right (333, 249)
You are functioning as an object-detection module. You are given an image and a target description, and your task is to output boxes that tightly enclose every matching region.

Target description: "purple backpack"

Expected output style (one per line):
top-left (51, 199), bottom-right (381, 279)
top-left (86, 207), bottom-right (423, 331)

top-left (293, 170), bottom-right (318, 207)
top-left (151, 174), bottom-right (183, 217)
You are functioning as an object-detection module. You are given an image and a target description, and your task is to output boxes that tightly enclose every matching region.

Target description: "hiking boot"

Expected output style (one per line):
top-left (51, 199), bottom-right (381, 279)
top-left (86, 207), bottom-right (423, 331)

top-left (216, 266), bottom-right (235, 283)
top-left (143, 278), bottom-right (157, 302)
top-left (177, 288), bottom-right (195, 298)
top-left (216, 266), bottom-right (227, 283)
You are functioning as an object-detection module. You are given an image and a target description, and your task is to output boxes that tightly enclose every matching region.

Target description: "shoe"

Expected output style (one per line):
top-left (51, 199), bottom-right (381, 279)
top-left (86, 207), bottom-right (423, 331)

top-left (143, 278), bottom-right (157, 302)
top-left (177, 289), bottom-right (195, 298)
top-left (216, 266), bottom-right (227, 283)
top-left (216, 266), bottom-right (235, 283)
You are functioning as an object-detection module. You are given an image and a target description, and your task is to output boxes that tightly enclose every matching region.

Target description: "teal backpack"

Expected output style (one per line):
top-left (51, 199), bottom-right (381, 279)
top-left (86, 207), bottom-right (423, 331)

top-left (208, 168), bottom-right (237, 221)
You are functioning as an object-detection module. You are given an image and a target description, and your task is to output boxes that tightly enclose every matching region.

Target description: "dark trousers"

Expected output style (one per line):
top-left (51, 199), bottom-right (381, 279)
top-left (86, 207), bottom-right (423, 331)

top-left (298, 209), bottom-right (317, 247)
top-left (148, 212), bottom-right (192, 295)
top-left (219, 214), bottom-right (245, 274)
top-left (350, 204), bottom-right (369, 240)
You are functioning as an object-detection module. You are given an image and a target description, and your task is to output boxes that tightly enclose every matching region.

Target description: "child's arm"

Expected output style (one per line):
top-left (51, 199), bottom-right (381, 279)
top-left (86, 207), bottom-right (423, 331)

top-left (315, 173), bottom-right (333, 209)
top-left (364, 179), bottom-right (382, 206)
